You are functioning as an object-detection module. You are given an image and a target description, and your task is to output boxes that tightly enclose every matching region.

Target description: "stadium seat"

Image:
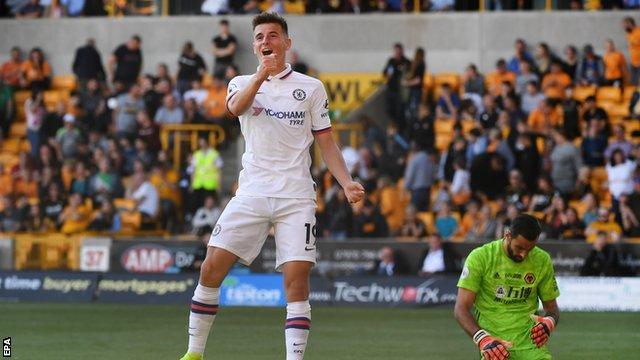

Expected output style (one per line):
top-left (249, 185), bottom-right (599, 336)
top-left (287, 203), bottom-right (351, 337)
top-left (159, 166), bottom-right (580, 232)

top-left (114, 198), bottom-right (136, 211)
top-left (284, 0), bottom-right (306, 14)
top-left (433, 72), bottom-right (461, 97)
top-left (9, 122), bottom-right (26, 138)
top-left (43, 90), bottom-right (69, 110)
top-left (1, 138), bottom-right (21, 154)
top-left (596, 86), bottom-right (622, 104)
top-left (623, 85), bottom-right (637, 102)
top-left (573, 85), bottom-right (596, 102)
top-left (14, 90), bottom-right (31, 105)
top-left (51, 75), bottom-right (77, 91)
top-left (434, 118), bottom-right (455, 133)
top-left (416, 211), bottom-right (435, 233)
top-left (435, 134), bottom-right (452, 152)
top-left (607, 103), bottom-right (630, 119)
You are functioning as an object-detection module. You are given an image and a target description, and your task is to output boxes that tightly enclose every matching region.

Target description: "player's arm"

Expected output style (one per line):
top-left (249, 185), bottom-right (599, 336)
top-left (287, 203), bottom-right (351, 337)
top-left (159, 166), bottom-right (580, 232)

top-left (530, 299), bottom-right (560, 348)
top-left (454, 288), bottom-right (512, 360)
top-left (315, 132), bottom-right (364, 204)
top-left (226, 54), bottom-right (276, 116)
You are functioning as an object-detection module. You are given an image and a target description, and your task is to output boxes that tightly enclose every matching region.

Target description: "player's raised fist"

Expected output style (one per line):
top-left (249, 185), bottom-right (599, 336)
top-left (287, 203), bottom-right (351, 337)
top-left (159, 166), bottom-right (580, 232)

top-left (344, 181), bottom-right (365, 204)
top-left (257, 53), bottom-right (278, 79)
top-left (530, 315), bottom-right (555, 348)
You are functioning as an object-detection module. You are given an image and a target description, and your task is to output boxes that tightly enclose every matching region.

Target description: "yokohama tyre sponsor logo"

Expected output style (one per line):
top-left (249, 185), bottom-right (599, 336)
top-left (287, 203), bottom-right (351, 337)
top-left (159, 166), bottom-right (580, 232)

top-left (252, 107), bottom-right (305, 119)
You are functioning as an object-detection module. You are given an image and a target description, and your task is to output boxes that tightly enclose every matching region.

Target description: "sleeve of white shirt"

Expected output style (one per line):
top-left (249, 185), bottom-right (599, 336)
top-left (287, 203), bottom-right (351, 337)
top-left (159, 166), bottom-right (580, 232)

top-left (310, 81), bottom-right (332, 134)
top-left (225, 76), bottom-right (244, 116)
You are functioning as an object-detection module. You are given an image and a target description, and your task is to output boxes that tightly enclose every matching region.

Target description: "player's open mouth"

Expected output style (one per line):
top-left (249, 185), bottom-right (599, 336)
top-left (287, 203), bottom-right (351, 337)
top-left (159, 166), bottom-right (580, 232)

top-left (262, 49), bottom-right (273, 55)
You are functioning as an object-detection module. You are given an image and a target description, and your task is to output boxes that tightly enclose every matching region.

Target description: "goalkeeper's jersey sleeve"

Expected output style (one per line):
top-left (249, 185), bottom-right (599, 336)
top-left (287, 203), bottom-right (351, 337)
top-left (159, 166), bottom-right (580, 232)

top-left (457, 239), bottom-right (560, 351)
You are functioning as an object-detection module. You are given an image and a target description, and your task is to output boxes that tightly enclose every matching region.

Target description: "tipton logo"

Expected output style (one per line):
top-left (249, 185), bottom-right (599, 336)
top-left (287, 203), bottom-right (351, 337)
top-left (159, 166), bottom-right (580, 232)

top-left (251, 107), bottom-right (305, 119)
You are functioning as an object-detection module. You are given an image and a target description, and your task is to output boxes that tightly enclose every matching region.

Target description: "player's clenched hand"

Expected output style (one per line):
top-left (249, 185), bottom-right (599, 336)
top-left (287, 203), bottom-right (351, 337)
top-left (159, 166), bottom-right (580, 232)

top-left (343, 181), bottom-right (365, 204)
top-left (257, 54), bottom-right (278, 80)
top-left (530, 315), bottom-right (555, 348)
top-left (474, 330), bottom-right (512, 360)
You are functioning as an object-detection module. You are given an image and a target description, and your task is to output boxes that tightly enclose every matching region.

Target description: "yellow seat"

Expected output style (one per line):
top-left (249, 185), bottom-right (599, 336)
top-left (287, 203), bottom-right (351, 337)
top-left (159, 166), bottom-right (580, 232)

top-left (284, 0), bottom-right (305, 14)
top-left (434, 72), bottom-right (461, 92)
top-left (573, 86), bottom-right (597, 102)
top-left (114, 198), bottom-right (137, 211)
top-left (434, 118), bottom-right (455, 134)
top-left (10, 122), bottom-right (27, 137)
top-left (2, 138), bottom-right (21, 154)
top-left (51, 75), bottom-right (77, 92)
top-left (607, 103), bottom-right (629, 119)
top-left (416, 211), bottom-right (435, 233)
top-left (596, 86), bottom-right (622, 104)
top-left (14, 90), bottom-right (31, 105)
top-left (623, 85), bottom-right (637, 102)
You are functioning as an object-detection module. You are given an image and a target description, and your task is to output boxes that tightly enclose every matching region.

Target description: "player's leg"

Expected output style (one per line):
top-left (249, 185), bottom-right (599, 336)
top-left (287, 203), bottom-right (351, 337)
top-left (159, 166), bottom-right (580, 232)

top-left (181, 196), bottom-right (271, 360)
top-left (182, 247), bottom-right (237, 360)
top-left (282, 261), bottom-right (314, 360)
top-left (273, 198), bottom-right (317, 360)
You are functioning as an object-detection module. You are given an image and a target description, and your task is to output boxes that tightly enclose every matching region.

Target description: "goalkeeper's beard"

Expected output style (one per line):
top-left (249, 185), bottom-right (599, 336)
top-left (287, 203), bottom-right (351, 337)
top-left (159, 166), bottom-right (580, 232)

top-left (507, 239), bottom-right (524, 263)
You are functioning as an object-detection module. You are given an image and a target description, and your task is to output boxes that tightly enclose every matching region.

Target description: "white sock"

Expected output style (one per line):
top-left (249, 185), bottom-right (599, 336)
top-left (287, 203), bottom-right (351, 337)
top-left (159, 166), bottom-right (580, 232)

top-left (285, 300), bottom-right (311, 360)
top-left (187, 284), bottom-right (219, 355)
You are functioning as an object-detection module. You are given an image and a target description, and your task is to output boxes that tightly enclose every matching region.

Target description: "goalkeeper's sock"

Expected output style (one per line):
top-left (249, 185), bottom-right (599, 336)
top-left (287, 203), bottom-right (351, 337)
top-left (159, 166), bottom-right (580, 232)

top-left (187, 284), bottom-right (219, 355)
top-left (285, 300), bottom-right (311, 360)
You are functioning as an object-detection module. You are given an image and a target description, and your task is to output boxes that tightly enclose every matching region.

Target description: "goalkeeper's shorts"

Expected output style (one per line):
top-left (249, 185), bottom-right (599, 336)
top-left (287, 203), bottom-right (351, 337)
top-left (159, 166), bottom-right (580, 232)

top-left (478, 347), bottom-right (552, 360)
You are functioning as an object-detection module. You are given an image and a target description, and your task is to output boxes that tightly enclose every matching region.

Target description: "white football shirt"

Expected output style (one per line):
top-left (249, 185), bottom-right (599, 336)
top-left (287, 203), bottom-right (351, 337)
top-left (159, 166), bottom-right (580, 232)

top-left (226, 63), bottom-right (331, 200)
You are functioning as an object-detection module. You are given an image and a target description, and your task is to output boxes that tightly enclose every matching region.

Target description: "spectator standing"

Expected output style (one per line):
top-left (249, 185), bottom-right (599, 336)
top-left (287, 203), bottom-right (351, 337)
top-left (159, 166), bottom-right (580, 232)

top-left (202, 74), bottom-right (227, 122)
top-left (605, 124), bottom-right (633, 159)
top-left (113, 84), bottom-right (145, 139)
top-left (109, 35), bottom-right (143, 90)
top-left (72, 38), bottom-right (106, 89)
top-left (155, 94), bottom-right (184, 125)
top-left (212, 19), bottom-right (238, 74)
top-left (463, 63), bottom-right (485, 96)
top-left (603, 39), bottom-right (628, 87)
top-left (402, 47), bottom-right (426, 122)
top-left (622, 17), bottom-right (640, 85)
top-left (0, 79), bottom-right (13, 138)
top-left (176, 42), bottom-right (207, 96)
top-left (1, 47), bottom-right (23, 89)
top-left (576, 44), bottom-right (604, 86)
top-left (191, 137), bottom-right (223, 211)
top-left (25, 90), bottom-right (46, 159)
top-left (550, 129), bottom-right (583, 197)
top-left (581, 120), bottom-right (608, 167)
top-left (79, 78), bottom-right (107, 133)
top-left (21, 48), bottom-right (51, 91)
top-left (534, 42), bottom-right (559, 75)
top-left (403, 144), bottom-right (436, 211)
top-left (382, 43), bottom-right (411, 129)
top-left (562, 45), bottom-right (579, 81)
top-left (16, 0), bottom-right (43, 18)
top-left (508, 39), bottom-right (534, 75)
top-left (55, 114), bottom-right (82, 160)
top-left (606, 149), bottom-right (637, 207)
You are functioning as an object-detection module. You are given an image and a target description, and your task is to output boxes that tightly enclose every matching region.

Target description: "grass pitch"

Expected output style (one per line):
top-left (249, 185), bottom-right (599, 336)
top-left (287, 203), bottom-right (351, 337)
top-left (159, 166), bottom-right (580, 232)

top-left (2, 303), bottom-right (640, 359)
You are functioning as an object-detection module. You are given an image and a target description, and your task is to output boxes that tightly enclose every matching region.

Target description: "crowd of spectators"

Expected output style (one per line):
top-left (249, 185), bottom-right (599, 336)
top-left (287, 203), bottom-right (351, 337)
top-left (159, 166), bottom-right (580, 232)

top-left (2, 0), bottom-right (639, 18)
top-left (0, 19), bottom-right (254, 234)
top-left (313, 16), bottom-right (640, 245)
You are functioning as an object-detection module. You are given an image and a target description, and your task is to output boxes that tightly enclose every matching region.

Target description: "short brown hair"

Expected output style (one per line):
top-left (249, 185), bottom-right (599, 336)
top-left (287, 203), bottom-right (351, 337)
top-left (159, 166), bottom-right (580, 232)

top-left (252, 12), bottom-right (288, 35)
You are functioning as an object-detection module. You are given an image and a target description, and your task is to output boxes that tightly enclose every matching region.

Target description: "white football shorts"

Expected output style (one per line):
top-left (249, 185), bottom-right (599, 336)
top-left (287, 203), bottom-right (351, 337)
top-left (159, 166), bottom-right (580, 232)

top-left (208, 195), bottom-right (317, 270)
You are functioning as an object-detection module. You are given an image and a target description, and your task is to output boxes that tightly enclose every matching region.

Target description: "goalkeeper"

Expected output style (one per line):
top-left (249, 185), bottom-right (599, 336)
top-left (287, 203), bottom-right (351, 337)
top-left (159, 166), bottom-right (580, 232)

top-left (454, 214), bottom-right (560, 360)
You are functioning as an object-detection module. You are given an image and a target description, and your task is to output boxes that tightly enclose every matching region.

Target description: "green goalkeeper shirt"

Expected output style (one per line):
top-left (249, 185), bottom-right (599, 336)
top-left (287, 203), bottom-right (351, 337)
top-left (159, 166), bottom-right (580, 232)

top-left (457, 239), bottom-right (560, 351)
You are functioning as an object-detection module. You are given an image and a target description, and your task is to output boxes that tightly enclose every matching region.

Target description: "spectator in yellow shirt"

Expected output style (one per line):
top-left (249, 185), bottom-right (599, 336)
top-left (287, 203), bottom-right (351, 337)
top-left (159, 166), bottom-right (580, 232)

top-left (542, 61), bottom-right (572, 100)
top-left (202, 73), bottom-right (227, 122)
top-left (585, 207), bottom-right (623, 243)
top-left (603, 39), bottom-right (628, 87)
top-left (20, 48), bottom-right (51, 91)
top-left (528, 98), bottom-right (562, 133)
top-left (59, 193), bottom-right (92, 234)
top-left (486, 59), bottom-right (516, 97)
top-left (622, 16), bottom-right (640, 85)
